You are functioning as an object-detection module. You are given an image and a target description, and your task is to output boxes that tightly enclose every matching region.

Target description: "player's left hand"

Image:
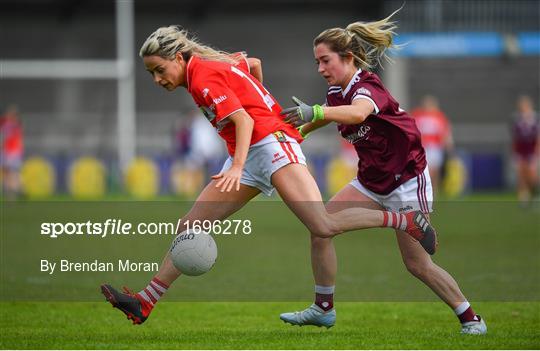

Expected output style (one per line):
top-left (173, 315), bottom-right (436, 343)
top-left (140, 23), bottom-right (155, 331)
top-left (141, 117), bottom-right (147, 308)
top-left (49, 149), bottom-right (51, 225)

top-left (280, 96), bottom-right (324, 126)
top-left (212, 165), bottom-right (243, 192)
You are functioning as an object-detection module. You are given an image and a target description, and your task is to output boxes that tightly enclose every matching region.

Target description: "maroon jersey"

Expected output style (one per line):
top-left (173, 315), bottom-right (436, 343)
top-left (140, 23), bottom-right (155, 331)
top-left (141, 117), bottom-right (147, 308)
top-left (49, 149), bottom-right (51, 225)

top-left (326, 69), bottom-right (426, 195)
top-left (512, 113), bottom-right (539, 157)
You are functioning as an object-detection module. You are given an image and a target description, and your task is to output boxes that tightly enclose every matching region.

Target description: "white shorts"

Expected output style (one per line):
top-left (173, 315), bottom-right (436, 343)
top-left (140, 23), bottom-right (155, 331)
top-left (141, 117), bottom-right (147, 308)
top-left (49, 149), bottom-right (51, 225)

top-left (349, 166), bottom-right (433, 213)
top-left (220, 132), bottom-right (306, 196)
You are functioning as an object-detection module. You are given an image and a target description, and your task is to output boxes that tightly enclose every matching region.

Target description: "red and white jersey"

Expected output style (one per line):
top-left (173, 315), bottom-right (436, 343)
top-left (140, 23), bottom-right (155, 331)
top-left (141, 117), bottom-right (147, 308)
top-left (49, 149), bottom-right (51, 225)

top-left (186, 55), bottom-right (301, 155)
top-left (410, 108), bottom-right (451, 149)
top-left (326, 69), bottom-right (426, 195)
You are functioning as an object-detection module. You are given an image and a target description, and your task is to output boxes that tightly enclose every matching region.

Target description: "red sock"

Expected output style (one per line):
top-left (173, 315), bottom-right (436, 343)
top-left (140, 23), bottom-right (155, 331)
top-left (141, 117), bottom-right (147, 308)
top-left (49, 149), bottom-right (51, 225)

top-left (136, 277), bottom-right (169, 313)
top-left (382, 211), bottom-right (408, 231)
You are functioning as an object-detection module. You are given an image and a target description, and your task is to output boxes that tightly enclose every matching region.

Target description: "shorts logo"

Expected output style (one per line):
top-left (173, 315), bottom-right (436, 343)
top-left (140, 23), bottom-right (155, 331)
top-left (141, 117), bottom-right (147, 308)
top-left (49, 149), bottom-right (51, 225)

top-left (398, 205), bottom-right (413, 213)
top-left (271, 152), bottom-right (286, 164)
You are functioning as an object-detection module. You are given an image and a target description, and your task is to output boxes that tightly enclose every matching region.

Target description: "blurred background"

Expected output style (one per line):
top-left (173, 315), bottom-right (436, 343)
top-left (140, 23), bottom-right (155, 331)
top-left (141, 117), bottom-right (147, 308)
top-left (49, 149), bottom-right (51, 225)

top-left (1, 0), bottom-right (539, 200)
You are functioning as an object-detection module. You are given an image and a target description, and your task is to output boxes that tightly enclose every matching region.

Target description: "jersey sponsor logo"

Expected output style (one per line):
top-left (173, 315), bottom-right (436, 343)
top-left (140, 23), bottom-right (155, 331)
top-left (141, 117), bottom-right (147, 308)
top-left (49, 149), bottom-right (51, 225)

top-left (202, 88), bottom-right (210, 98)
top-left (343, 125), bottom-right (371, 144)
top-left (212, 95), bottom-right (228, 105)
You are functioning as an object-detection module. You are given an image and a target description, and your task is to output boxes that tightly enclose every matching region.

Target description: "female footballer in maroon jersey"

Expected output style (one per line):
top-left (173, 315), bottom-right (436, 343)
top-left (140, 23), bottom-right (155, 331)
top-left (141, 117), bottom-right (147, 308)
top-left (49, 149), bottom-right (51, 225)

top-left (279, 11), bottom-right (487, 334)
top-left (100, 25), bottom-right (435, 325)
top-left (511, 95), bottom-right (539, 206)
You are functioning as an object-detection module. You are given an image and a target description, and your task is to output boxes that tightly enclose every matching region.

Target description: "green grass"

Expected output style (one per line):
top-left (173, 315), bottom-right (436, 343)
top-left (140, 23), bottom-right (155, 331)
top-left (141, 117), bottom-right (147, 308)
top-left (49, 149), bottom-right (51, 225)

top-left (0, 302), bottom-right (538, 349)
top-left (1, 195), bottom-right (539, 349)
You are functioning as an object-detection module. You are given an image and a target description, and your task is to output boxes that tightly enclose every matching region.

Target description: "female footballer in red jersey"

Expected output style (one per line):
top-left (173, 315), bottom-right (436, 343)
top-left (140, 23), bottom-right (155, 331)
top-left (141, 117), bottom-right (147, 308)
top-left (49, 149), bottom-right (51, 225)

top-left (100, 25), bottom-right (436, 325)
top-left (279, 12), bottom-right (487, 334)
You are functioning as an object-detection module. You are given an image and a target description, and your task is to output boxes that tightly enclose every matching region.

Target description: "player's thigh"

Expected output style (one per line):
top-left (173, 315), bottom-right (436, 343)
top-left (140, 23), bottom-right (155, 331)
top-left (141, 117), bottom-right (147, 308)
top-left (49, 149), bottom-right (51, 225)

top-left (325, 184), bottom-right (383, 214)
top-left (271, 163), bottom-right (330, 231)
top-left (517, 158), bottom-right (529, 177)
top-left (271, 163), bottom-right (323, 202)
top-left (527, 159), bottom-right (538, 178)
top-left (396, 213), bottom-right (432, 265)
top-left (179, 180), bottom-right (261, 229)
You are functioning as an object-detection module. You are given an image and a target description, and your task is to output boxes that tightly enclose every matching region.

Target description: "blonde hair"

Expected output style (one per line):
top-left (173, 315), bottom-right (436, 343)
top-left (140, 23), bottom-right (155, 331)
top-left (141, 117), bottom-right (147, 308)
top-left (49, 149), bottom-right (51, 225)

top-left (314, 8), bottom-right (401, 70)
top-left (139, 25), bottom-right (239, 64)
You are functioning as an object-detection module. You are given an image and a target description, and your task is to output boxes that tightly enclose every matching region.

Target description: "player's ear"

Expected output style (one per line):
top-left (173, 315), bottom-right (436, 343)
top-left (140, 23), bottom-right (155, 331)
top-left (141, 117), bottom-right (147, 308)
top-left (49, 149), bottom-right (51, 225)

top-left (175, 52), bottom-right (184, 64)
top-left (344, 51), bottom-right (355, 64)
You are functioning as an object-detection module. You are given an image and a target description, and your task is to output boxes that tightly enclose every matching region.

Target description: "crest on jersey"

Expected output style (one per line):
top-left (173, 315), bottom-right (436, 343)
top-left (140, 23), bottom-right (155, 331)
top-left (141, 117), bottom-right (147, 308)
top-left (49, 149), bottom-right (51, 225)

top-left (202, 88), bottom-right (210, 98)
top-left (356, 87), bottom-right (371, 96)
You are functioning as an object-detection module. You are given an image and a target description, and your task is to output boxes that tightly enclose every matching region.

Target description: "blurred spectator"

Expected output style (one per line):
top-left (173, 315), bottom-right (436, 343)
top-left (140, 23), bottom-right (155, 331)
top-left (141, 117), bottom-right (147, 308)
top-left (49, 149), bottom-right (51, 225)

top-left (172, 114), bottom-right (192, 160)
top-left (173, 108), bottom-right (225, 168)
top-left (0, 105), bottom-right (24, 199)
top-left (171, 108), bottom-right (225, 196)
top-left (511, 95), bottom-right (539, 206)
top-left (411, 95), bottom-right (454, 193)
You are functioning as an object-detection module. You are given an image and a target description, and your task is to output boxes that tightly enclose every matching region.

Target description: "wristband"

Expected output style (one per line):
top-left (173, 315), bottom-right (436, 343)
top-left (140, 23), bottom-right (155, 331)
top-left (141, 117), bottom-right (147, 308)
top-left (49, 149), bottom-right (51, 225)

top-left (297, 126), bottom-right (309, 139)
top-left (313, 104), bottom-right (325, 121)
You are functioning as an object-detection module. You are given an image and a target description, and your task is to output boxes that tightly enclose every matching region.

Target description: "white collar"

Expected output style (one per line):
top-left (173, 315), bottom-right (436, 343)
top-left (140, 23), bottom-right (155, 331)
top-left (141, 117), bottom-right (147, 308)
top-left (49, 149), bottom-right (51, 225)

top-left (342, 68), bottom-right (362, 97)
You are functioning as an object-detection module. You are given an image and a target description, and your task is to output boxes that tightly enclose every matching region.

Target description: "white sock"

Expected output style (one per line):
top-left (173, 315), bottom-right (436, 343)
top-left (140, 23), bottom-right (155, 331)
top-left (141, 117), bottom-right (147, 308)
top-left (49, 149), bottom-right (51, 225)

top-left (454, 301), bottom-right (470, 315)
top-left (315, 285), bottom-right (335, 294)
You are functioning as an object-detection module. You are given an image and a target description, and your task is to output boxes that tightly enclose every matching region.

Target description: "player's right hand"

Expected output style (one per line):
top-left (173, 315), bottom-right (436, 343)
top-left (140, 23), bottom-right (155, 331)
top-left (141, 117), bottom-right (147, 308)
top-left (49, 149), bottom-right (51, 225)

top-left (280, 96), bottom-right (324, 126)
top-left (212, 165), bottom-right (243, 192)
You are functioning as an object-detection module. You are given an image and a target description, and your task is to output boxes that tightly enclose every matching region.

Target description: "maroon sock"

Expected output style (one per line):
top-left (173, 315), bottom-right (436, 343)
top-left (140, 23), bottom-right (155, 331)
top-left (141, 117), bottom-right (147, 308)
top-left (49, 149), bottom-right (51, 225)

top-left (458, 306), bottom-right (479, 323)
top-left (315, 293), bottom-right (334, 312)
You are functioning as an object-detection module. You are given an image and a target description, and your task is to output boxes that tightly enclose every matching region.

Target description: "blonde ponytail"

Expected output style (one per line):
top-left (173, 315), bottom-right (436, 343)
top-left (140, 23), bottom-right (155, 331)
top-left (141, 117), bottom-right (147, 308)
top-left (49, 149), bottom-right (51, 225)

top-left (314, 8), bottom-right (401, 70)
top-left (139, 25), bottom-right (239, 64)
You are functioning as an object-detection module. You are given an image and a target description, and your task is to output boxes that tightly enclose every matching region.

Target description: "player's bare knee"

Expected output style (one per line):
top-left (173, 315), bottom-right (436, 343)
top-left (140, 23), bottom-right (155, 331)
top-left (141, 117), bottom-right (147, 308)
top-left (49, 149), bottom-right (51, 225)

top-left (310, 234), bottom-right (332, 248)
top-left (308, 217), bottom-right (339, 238)
top-left (307, 223), bottom-right (331, 238)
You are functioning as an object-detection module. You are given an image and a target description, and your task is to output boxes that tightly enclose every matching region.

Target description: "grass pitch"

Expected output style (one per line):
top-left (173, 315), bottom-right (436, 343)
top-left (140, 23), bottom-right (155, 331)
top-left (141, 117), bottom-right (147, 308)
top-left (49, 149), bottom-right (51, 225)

top-left (1, 194), bottom-right (539, 349)
top-left (0, 302), bottom-right (539, 349)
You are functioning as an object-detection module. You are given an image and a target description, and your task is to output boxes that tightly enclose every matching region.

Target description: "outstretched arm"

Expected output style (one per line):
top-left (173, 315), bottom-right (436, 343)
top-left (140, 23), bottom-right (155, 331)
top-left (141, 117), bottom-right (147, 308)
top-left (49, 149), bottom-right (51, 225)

top-left (281, 96), bottom-right (375, 128)
top-left (298, 119), bottom-right (332, 138)
top-left (322, 99), bottom-right (374, 125)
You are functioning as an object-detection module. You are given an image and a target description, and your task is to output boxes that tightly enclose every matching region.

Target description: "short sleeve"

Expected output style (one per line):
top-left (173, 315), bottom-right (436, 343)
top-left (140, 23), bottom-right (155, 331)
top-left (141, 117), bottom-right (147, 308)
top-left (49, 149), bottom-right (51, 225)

top-left (351, 82), bottom-right (388, 115)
